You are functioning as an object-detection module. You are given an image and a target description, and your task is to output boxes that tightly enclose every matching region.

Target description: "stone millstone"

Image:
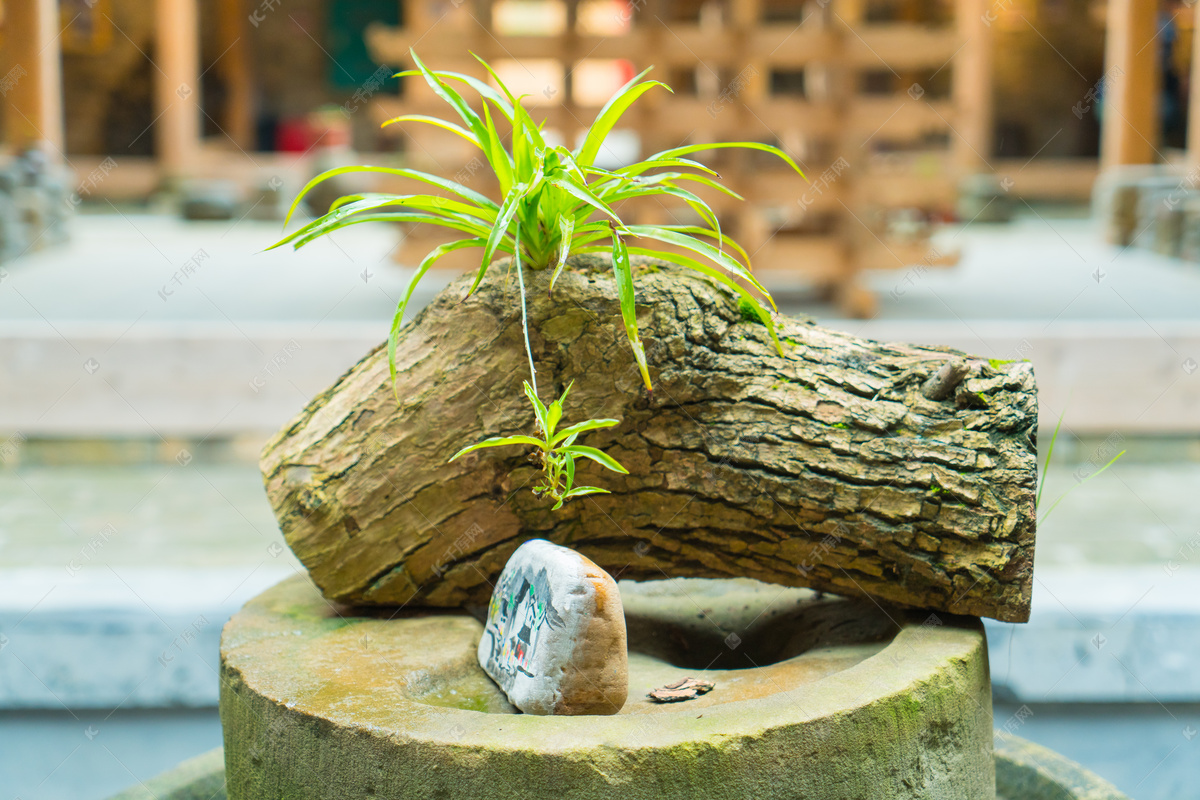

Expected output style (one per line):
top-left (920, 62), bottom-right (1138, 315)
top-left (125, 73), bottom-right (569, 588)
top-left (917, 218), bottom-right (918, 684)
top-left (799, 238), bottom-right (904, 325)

top-left (220, 575), bottom-right (996, 800)
top-left (478, 539), bottom-right (627, 715)
top-left (259, 257), bottom-right (1038, 623)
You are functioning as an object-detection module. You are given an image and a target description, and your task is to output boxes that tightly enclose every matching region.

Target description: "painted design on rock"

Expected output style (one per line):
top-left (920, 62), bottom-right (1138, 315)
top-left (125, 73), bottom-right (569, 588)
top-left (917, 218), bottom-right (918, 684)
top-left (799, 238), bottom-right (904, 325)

top-left (480, 565), bottom-right (565, 685)
top-left (477, 539), bottom-right (628, 715)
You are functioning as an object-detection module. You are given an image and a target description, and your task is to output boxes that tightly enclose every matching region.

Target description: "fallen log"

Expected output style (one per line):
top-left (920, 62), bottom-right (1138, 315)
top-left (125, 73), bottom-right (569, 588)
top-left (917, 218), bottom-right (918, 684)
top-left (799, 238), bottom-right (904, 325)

top-left (261, 256), bottom-right (1037, 622)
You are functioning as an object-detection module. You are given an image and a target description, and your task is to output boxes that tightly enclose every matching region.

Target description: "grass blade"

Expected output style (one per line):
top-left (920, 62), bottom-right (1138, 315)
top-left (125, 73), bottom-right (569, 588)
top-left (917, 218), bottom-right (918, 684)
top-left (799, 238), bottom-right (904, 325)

top-left (1039, 449), bottom-right (1125, 524)
top-left (1037, 410), bottom-right (1065, 509)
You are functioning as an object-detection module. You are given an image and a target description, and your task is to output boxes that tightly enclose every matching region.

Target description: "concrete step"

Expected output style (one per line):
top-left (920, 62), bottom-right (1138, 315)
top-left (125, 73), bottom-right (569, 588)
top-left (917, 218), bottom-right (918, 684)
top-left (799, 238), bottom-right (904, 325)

top-left (1, 458), bottom-right (1197, 708)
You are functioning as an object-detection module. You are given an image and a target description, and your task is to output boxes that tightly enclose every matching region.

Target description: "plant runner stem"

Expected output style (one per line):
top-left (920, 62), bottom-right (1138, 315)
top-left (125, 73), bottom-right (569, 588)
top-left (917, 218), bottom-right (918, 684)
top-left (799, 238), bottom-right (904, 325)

top-left (514, 228), bottom-right (539, 402)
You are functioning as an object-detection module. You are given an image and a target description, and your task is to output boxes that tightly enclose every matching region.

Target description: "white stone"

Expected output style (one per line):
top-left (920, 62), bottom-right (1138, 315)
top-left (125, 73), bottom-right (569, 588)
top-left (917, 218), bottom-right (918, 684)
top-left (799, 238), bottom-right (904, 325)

top-left (477, 539), bottom-right (627, 715)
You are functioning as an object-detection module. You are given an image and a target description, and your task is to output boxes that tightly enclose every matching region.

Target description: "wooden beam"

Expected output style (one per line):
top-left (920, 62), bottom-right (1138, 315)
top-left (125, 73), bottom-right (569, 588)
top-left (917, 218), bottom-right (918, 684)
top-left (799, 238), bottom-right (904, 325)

top-left (1189, 1), bottom-right (1200, 171)
top-left (217, 0), bottom-right (254, 150)
top-left (953, 0), bottom-right (992, 171)
top-left (154, 0), bottom-right (201, 177)
top-left (0, 0), bottom-right (65, 157)
top-left (1100, 0), bottom-right (1161, 169)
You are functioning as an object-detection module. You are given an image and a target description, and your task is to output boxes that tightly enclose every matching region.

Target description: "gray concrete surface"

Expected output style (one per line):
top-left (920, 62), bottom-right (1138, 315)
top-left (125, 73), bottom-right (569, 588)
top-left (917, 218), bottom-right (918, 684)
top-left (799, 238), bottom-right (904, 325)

top-left (0, 709), bottom-right (222, 800)
top-left (1, 210), bottom-right (1196, 325)
top-left (0, 211), bottom-right (1197, 438)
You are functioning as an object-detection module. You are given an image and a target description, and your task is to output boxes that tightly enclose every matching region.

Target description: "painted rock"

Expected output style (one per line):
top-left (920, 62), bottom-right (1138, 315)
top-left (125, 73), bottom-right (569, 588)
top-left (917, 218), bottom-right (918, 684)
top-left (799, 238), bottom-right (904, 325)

top-left (477, 539), bottom-right (628, 715)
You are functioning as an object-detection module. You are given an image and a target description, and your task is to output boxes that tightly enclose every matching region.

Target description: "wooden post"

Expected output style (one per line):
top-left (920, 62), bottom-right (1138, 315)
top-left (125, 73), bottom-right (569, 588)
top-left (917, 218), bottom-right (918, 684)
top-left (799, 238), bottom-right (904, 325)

top-left (217, 0), bottom-right (254, 150)
top-left (0, 0), bottom-right (65, 157)
top-left (1100, 0), bottom-right (1161, 169)
top-left (154, 0), bottom-right (202, 177)
top-left (1188, 1), bottom-right (1200, 171)
top-left (953, 0), bottom-right (993, 171)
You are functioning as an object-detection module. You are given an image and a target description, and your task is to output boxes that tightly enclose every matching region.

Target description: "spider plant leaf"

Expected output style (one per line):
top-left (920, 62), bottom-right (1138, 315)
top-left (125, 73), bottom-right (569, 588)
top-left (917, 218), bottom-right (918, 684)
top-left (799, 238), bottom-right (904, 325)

top-left (393, 68), bottom-right (512, 117)
top-left (559, 445), bottom-right (629, 474)
top-left (617, 157), bottom-right (720, 177)
top-left (470, 51), bottom-right (517, 108)
top-left (283, 211), bottom-right (495, 252)
top-left (606, 183), bottom-right (722, 240)
top-left (549, 177), bottom-right (622, 225)
top-left (612, 234), bottom-right (652, 390)
top-left (514, 99), bottom-right (547, 152)
top-left (523, 381), bottom-right (550, 437)
top-left (470, 182), bottom-right (529, 295)
top-left (576, 70), bottom-right (670, 167)
top-left (326, 192), bottom-right (495, 222)
top-left (655, 225), bottom-right (751, 264)
top-left (280, 204), bottom-right (497, 251)
top-left (481, 102), bottom-right (514, 196)
top-left (388, 237), bottom-right (488, 390)
top-left (450, 435), bottom-right (547, 462)
top-left (648, 141), bottom-right (805, 178)
top-left (380, 114), bottom-right (481, 149)
top-left (622, 245), bottom-right (781, 354)
top-left (622, 225), bottom-right (769, 297)
top-left (278, 165), bottom-right (498, 230)
top-left (561, 486), bottom-right (610, 500)
top-left (398, 57), bottom-right (516, 119)
top-left (616, 170), bottom-right (744, 201)
top-left (546, 398), bottom-right (563, 438)
top-left (549, 214), bottom-right (576, 295)
top-left (567, 221), bottom-right (620, 251)
top-left (408, 51), bottom-right (490, 144)
top-left (550, 418), bottom-right (620, 446)
top-left (511, 102), bottom-right (530, 177)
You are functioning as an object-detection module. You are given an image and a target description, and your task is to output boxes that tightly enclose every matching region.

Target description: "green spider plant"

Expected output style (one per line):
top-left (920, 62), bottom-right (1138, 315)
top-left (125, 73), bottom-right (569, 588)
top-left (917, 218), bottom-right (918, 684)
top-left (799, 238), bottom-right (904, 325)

top-left (269, 50), bottom-right (804, 392)
top-left (450, 381), bottom-right (628, 511)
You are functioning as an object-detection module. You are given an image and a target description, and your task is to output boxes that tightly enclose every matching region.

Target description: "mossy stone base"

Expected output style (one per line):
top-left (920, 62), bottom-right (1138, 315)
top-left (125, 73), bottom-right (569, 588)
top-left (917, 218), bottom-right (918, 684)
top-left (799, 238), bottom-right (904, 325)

top-left (105, 737), bottom-right (1133, 800)
top-left (220, 576), bottom-right (995, 799)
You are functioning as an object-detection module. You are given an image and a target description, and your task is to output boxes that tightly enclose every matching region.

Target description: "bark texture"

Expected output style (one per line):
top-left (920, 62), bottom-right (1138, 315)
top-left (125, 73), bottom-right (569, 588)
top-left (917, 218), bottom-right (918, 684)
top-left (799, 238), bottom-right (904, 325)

top-left (261, 256), bottom-right (1037, 622)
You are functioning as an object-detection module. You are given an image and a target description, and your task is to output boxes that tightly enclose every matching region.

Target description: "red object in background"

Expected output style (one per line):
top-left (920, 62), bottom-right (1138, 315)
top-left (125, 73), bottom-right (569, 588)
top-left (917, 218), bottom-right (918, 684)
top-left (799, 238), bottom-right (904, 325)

top-left (275, 118), bottom-right (314, 153)
top-left (275, 111), bottom-right (353, 153)
top-left (616, 59), bottom-right (636, 85)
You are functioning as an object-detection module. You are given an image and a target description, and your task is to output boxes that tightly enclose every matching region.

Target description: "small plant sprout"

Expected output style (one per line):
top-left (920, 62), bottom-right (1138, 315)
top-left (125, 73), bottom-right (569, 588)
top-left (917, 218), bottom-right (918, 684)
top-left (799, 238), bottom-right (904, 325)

top-left (450, 381), bottom-right (629, 511)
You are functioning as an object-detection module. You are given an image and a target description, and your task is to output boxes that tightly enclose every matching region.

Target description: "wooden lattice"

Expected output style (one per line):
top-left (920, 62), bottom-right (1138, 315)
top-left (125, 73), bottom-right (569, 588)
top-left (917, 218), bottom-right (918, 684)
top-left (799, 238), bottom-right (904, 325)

top-left (365, 0), bottom-right (985, 316)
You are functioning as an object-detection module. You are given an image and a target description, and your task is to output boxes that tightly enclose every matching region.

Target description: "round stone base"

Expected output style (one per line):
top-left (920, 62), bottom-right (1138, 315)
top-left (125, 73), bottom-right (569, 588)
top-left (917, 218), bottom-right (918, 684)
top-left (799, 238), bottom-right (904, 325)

top-left (104, 739), bottom-right (1132, 800)
top-left (220, 576), bottom-right (995, 800)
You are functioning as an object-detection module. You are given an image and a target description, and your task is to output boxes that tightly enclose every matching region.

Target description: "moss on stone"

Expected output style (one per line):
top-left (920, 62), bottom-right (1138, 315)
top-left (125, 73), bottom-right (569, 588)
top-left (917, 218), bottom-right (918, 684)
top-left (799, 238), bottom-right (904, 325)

top-left (221, 575), bottom-right (996, 800)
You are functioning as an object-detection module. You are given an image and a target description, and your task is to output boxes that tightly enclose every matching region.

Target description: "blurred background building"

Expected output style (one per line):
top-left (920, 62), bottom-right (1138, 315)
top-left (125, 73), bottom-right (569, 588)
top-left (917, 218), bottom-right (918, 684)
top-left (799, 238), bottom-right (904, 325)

top-left (0, 1), bottom-right (1198, 799)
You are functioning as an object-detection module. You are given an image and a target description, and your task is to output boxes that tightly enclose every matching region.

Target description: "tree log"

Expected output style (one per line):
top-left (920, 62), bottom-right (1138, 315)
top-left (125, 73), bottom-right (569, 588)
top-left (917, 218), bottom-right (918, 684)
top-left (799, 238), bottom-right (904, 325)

top-left (261, 257), bottom-right (1037, 622)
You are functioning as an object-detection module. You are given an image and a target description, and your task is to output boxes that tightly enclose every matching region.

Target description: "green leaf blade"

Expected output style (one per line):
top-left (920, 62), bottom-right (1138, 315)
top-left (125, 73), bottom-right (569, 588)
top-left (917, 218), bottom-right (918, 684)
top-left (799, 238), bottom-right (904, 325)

top-left (560, 445), bottom-right (629, 474)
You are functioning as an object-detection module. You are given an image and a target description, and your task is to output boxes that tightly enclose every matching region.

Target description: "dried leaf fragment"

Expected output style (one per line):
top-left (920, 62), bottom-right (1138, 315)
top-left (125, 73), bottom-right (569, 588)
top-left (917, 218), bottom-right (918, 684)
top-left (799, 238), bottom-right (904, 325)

top-left (648, 677), bottom-right (715, 703)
